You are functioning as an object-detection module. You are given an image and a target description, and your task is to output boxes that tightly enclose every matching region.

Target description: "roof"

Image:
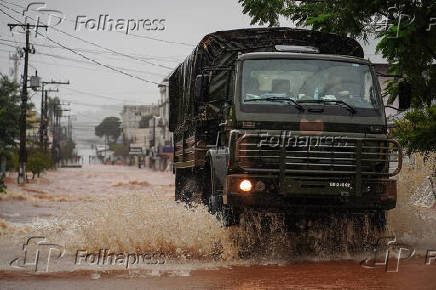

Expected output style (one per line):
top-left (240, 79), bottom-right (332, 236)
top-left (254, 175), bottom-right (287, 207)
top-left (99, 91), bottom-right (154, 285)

top-left (238, 52), bottom-right (371, 64)
top-left (196, 27), bottom-right (364, 58)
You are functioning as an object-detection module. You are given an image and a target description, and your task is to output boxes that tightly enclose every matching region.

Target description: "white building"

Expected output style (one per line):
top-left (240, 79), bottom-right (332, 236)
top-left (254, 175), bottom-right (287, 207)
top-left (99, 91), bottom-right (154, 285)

top-left (121, 105), bottom-right (156, 143)
top-left (156, 77), bottom-right (172, 148)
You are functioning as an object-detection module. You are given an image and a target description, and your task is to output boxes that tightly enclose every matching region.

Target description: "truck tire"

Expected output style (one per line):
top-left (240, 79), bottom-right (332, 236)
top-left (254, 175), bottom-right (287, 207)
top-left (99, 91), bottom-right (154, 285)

top-left (221, 205), bottom-right (240, 226)
top-left (175, 168), bottom-right (205, 204)
top-left (204, 161), bottom-right (240, 226)
top-left (208, 195), bottom-right (221, 215)
top-left (208, 193), bottom-right (240, 226)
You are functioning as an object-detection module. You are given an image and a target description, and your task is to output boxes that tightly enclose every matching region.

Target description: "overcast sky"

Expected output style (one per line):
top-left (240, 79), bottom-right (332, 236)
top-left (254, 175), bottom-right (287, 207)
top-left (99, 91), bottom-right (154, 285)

top-left (0, 0), bottom-right (384, 137)
top-left (0, 0), bottom-right (263, 111)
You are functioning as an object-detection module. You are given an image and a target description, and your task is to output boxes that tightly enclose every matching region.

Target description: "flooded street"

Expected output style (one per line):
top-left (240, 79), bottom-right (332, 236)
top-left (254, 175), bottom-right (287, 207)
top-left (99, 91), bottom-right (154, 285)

top-left (0, 164), bottom-right (435, 289)
top-left (1, 259), bottom-right (435, 289)
top-left (1, 0), bottom-right (435, 287)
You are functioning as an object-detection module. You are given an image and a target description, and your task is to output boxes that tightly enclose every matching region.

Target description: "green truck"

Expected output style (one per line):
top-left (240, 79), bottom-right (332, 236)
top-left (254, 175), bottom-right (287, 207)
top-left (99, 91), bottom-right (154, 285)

top-left (169, 28), bottom-right (403, 226)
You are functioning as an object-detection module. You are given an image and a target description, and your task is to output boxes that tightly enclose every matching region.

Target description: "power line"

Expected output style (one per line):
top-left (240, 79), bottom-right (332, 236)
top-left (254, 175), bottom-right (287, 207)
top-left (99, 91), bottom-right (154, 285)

top-left (0, 41), bottom-right (17, 49)
top-left (0, 1), bottom-right (176, 70)
top-left (48, 27), bottom-right (175, 70)
top-left (0, 6), bottom-right (162, 85)
top-left (63, 87), bottom-right (128, 102)
top-left (0, 0), bottom-right (195, 47)
top-left (46, 58), bottom-right (166, 77)
top-left (0, 37), bottom-right (185, 63)
top-left (119, 30), bottom-right (194, 47)
top-left (41, 33), bottom-right (162, 85)
top-left (69, 101), bottom-right (122, 109)
top-left (0, 47), bottom-right (15, 53)
top-left (33, 50), bottom-right (168, 76)
top-left (0, 40), bottom-right (169, 77)
top-left (0, 0), bottom-right (23, 9)
top-left (19, 57), bottom-right (167, 78)
top-left (0, 45), bottom-right (168, 81)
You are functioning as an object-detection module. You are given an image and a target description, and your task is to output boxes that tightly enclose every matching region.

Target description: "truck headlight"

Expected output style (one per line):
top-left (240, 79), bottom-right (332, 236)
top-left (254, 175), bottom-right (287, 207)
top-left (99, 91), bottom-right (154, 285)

top-left (239, 179), bottom-right (253, 192)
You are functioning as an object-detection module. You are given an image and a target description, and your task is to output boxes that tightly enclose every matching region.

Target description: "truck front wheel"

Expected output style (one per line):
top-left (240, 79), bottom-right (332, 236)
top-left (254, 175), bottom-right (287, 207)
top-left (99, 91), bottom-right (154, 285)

top-left (203, 162), bottom-right (239, 226)
top-left (208, 195), bottom-right (240, 226)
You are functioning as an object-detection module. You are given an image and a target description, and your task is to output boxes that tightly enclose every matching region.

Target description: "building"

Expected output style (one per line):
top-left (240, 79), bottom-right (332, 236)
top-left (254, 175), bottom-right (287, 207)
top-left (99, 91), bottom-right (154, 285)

top-left (147, 78), bottom-right (173, 171)
top-left (155, 77), bottom-right (172, 148)
top-left (120, 105), bottom-right (156, 143)
top-left (26, 110), bottom-right (40, 143)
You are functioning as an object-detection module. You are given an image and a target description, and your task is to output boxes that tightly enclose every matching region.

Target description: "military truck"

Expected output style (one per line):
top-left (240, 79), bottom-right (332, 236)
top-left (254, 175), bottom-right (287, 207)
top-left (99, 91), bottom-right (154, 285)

top-left (169, 28), bottom-right (403, 226)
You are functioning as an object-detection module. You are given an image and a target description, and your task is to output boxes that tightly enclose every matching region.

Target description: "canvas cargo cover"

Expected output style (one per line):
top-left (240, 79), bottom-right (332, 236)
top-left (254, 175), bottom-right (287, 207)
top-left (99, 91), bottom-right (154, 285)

top-left (169, 27), bottom-right (364, 132)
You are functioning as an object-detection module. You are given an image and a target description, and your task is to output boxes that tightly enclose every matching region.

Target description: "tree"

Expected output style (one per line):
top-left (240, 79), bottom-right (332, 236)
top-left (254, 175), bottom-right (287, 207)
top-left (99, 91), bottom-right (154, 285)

top-left (27, 151), bottom-right (52, 179)
top-left (60, 139), bottom-right (76, 162)
top-left (392, 106), bottom-right (436, 156)
top-left (6, 151), bottom-right (19, 172)
top-left (95, 117), bottom-right (121, 145)
top-left (239, 1), bottom-right (435, 105)
top-left (0, 75), bottom-right (20, 192)
top-left (110, 143), bottom-right (130, 158)
top-left (239, 0), bottom-right (436, 154)
top-left (0, 75), bottom-right (20, 159)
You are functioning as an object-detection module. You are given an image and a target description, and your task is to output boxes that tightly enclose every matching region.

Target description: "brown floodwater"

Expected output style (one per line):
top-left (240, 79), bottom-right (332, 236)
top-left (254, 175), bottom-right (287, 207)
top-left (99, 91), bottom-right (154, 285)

top-left (0, 164), bottom-right (435, 289)
top-left (1, 258), bottom-right (435, 289)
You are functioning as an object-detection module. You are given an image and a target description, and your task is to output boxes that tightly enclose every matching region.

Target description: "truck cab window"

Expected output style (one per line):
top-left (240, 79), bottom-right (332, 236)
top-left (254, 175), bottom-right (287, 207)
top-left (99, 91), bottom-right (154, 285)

top-left (241, 59), bottom-right (380, 111)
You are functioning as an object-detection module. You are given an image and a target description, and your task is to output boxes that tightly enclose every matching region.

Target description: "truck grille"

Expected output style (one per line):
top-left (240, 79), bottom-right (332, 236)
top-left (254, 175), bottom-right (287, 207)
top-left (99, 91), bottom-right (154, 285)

top-left (234, 133), bottom-right (402, 177)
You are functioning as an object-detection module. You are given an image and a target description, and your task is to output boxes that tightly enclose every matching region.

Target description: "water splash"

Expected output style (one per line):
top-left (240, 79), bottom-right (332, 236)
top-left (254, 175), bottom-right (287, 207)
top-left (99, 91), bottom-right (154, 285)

top-left (386, 153), bottom-right (436, 251)
top-left (2, 155), bottom-right (435, 264)
top-left (33, 193), bottom-right (238, 261)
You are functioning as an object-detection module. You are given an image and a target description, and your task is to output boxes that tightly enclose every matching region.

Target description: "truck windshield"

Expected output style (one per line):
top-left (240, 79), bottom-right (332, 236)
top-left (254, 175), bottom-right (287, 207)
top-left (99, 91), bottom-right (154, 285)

top-left (241, 59), bottom-right (380, 111)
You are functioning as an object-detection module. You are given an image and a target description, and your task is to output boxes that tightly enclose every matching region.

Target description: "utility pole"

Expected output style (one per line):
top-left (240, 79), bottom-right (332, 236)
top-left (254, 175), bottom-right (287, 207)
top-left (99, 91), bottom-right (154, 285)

top-left (44, 91), bottom-right (50, 152)
top-left (8, 23), bottom-right (47, 184)
top-left (38, 80), bottom-right (69, 151)
top-left (67, 115), bottom-right (72, 140)
top-left (39, 86), bottom-right (58, 149)
top-left (52, 104), bottom-right (70, 167)
top-left (42, 89), bottom-right (57, 150)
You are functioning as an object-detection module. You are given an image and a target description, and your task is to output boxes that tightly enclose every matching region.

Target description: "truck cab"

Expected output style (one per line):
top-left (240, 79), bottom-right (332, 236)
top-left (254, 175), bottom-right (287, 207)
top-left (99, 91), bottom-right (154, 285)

top-left (225, 52), bottom-right (401, 215)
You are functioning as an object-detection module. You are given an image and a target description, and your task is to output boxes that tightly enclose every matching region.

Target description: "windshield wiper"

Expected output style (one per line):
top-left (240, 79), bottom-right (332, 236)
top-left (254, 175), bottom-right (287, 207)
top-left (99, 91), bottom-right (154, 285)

top-left (245, 97), bottom-right (305, 112)
top-left (297, 99), bottom-right (357, 114)
top-left (331, 100), bottom-right (357, 113)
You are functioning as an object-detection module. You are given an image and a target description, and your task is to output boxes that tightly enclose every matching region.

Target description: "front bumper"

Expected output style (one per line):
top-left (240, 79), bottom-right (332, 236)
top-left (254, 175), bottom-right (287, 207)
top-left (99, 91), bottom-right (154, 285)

top-left (225, 174), bottom-right (397, 212)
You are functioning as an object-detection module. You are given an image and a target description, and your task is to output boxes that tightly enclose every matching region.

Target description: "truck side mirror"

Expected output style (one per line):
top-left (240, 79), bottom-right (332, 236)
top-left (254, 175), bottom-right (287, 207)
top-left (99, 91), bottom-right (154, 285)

top-left (195, 74), bottom-right (209, 103)
top-left (398, 81), bottom-right (412, 110)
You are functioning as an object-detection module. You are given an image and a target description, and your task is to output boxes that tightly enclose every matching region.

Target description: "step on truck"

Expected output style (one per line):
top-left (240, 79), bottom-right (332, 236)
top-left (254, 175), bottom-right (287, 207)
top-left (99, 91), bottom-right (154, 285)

top-left (169, 28), bottom-right (403, 226)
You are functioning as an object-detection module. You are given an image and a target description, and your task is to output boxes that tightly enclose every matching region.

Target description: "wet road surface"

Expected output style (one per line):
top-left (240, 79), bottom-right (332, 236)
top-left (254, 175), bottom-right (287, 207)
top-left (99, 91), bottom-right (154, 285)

top-left (0, 164), bottom-right (435, 289)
